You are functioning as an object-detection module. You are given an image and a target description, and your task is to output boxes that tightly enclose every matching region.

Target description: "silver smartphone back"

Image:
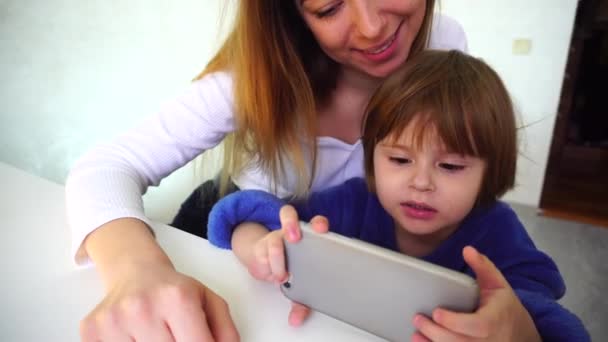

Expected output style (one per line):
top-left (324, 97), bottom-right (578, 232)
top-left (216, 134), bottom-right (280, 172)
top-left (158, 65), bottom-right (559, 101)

top-left (281, 222), bottom-right (479, 342)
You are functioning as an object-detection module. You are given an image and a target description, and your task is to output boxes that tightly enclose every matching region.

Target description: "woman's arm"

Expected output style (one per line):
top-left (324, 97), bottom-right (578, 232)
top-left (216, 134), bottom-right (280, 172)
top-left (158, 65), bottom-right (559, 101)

top-left (70, 72), bottom-right (240, 341)
top-left (67, 72), bottom-right (235, 264)
top-left (84, 218), bottom-right (171, 287)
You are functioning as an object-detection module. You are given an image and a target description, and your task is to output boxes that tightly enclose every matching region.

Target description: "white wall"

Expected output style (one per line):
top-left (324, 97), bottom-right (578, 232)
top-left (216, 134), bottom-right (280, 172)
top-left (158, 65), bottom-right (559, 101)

top-left (0, 0), bottom-right (229, 182)
top-left (0, 1), bottom-right (578, 209)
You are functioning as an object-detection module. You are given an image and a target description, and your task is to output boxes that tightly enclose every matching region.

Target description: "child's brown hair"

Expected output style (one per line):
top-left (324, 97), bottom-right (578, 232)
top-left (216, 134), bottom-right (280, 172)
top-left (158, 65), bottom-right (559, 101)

top-left (362, 50), bottom-right (517, 206)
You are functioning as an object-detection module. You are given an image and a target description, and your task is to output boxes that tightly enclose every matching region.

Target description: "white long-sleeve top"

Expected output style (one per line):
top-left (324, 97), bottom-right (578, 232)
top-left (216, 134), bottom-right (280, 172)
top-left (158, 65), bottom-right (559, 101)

top-left (66, 14), bottom-right (468, 264)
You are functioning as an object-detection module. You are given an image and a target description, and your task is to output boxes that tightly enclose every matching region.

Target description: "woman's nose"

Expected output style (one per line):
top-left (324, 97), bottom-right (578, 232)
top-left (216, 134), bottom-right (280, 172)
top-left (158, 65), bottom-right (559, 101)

top-left (352, 1), bottom-right (383, 39)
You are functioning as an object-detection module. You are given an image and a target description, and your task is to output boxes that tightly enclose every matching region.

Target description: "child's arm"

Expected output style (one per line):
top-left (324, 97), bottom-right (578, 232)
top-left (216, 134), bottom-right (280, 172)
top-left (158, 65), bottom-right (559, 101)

top-left (206, 179), bottom-right (390, 328)
top-left (207, 189), bottom-right (285, 249)
top-left (207, 178), bottom-right (371, 249)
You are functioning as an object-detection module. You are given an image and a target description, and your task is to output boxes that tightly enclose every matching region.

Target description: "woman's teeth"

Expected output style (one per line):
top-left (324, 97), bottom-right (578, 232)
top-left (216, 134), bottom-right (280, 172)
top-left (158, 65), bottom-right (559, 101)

top-left (364, 34), bottom-right (396, 54)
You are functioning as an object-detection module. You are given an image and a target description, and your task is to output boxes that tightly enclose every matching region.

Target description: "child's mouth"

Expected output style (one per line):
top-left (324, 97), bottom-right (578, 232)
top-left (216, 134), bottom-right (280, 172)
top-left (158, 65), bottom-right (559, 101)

top-left (401, 201), bottom-right (437, 220)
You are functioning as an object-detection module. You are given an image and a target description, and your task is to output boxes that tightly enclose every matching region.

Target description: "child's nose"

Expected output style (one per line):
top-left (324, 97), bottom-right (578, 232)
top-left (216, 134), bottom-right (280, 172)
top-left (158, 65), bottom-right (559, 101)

top-left (409, 166), bottom-right (434, 192)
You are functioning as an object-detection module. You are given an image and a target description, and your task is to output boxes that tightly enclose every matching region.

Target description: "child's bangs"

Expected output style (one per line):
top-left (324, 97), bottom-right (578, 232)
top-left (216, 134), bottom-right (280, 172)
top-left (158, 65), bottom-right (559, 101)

top-left (381, 86), bottom-right (481, 157)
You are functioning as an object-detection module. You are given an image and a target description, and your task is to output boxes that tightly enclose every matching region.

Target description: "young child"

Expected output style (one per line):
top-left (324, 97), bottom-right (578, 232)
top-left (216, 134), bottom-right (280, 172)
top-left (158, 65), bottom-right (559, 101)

top-left (207, 50), bottom-right (589, 341)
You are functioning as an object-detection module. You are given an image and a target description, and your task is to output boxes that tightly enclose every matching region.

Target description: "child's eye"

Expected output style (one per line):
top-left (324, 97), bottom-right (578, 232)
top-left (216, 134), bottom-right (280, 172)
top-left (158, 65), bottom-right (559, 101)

top-left (439, 163), bottom-right (465, 171)
top-left (389, 157), bottom-right (411, 165)
top-left (315, 2), bottom-right (343, 18)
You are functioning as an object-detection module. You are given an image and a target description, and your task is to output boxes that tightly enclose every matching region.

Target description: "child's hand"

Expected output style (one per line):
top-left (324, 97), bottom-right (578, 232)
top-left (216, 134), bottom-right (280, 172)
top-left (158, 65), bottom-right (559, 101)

top-left (230, 205), bottom-right (330, 327)
top-left (278, 205), bottom-right (330, 327)
top-left (411, 246), bottom-right (541, 342)
top-left (246, 229), bottom-right (289, 284)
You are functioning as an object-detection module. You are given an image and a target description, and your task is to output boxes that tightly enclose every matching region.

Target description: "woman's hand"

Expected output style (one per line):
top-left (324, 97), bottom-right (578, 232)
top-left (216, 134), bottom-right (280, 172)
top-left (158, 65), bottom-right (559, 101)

top-left (411, 246), bottom-right (541, 342)
top-left (80, 262), bottom-right (239, 342)
top-left (80, 218), bottom-right (239, 342)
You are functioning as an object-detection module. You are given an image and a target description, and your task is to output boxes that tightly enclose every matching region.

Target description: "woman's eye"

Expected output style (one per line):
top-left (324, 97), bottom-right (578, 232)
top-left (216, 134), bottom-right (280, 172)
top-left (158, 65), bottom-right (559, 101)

top-left (315, 3), bottom-right (342, 18)
top-left (389, 157), bottom-right (410, 165)
top-left (439, 163), bottom-right (465, 171)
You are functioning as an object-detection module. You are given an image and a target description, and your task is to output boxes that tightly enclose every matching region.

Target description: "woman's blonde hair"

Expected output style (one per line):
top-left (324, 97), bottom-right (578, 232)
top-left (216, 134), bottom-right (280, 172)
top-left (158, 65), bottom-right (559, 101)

top-left (362, 50), bottom-right (517, 206)
top-left (199, 0), bottom-right (436, 197)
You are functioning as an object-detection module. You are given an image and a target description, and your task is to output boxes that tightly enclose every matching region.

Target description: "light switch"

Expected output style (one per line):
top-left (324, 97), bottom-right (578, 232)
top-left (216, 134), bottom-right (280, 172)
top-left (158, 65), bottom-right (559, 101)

top-left (512, 39), bottom-right (532, 55)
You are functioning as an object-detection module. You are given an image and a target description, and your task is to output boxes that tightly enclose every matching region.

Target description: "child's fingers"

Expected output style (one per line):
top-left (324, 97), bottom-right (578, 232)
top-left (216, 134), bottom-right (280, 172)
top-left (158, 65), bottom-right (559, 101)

top-left (410, 332), bottom-right (432, 342)
top-left (463, 246), bottom-right (509, 291)
top-left (309, 215), bottom-right (330, 233)
top-left (251, 241), bottom-right (272, 280)
top-left (412, 314), bottom-right (466, 342)
top-left (288, 302), bottom-right (311, 327)
top-left (431, 308), bottom-right (489, 338)
top-left (280, 205), bottom-right (301, 243)
top-left (267, 233), bottom-right (288, 283)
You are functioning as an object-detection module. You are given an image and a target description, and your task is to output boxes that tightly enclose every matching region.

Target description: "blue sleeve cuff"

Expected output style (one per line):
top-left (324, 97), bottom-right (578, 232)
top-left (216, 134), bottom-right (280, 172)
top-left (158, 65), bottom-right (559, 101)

top-left (207, 190), bottom-right (285, 249)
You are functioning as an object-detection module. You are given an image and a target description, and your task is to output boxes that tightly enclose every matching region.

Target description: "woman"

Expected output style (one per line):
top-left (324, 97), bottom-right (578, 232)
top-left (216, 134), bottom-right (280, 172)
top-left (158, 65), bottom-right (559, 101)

top-left (67, 1), bottom-right (467, 340)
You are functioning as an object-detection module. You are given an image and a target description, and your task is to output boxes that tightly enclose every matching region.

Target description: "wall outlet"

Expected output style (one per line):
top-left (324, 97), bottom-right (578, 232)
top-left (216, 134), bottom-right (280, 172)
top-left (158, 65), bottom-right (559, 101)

top-left (513, 39), bottom-right (532, 55)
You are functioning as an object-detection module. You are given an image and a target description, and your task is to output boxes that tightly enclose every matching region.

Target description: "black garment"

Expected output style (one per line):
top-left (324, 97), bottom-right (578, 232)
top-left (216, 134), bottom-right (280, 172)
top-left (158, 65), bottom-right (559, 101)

top-left (170, 178), bottom-right (239, 239)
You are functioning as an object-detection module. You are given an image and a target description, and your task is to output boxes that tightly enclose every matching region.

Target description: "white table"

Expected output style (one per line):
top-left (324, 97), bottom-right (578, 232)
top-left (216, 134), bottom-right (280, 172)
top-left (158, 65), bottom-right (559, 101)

top-left (0, 162), bottom-right (385, 342)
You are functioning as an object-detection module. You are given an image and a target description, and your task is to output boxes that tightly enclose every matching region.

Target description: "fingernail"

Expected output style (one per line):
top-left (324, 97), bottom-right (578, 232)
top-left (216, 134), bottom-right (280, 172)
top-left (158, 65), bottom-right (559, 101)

top-left (288, 222), bottom-right (299, 240)
top-left (413, 315), bottom-right (422, 327)
top-left (432, 309), bottom-right (442, 322)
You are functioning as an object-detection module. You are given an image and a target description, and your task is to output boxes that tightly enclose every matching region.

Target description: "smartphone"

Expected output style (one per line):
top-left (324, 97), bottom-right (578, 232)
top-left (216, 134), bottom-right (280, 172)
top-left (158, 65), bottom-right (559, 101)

top-left (281, 222), bottom-right (479, 342)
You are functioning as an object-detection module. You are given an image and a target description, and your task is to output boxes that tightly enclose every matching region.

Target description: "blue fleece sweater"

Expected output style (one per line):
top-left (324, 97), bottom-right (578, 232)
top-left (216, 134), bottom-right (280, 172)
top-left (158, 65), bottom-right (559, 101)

top-left (208, 177), bottom-right (590, 341)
